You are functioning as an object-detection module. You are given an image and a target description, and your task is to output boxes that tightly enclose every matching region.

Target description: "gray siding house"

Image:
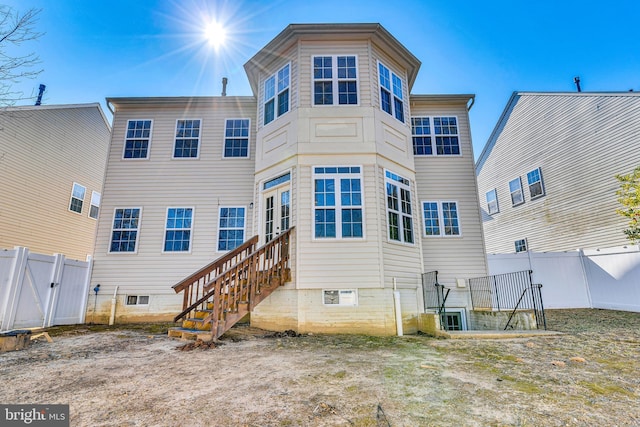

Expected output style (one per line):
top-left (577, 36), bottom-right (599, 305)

top-left (91, 23), bottom-right (488, 335)
top-left (476, 91), bottom-right (640, 254)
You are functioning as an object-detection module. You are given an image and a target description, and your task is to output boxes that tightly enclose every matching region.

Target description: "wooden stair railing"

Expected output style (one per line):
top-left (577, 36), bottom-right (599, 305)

top-left (171, 227), bottom-right (294, 340)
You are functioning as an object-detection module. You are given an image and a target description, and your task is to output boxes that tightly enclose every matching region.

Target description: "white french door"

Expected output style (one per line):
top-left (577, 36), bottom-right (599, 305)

top-left (263, 186), bottom-right (290, 242)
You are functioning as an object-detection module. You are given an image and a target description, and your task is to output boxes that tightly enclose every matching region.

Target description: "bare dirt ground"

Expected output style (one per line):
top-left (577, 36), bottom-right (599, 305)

top-left (1, 309), bottom-right (639, 426)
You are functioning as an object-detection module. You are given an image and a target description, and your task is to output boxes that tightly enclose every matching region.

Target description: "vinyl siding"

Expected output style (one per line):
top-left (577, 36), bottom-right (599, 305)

top-left (477, 93), bottom-right (640, 253)
top-left (0, 105), bottom-right (110, 260)
top-left (92, 98), bottom-right (257, 308)
top-left (412, 99), bottom-right (488, 307)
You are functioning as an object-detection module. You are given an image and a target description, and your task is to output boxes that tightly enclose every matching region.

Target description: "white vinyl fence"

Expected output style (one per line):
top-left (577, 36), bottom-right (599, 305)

top-left (487, 245), bottom-right (640, 312)
top-left (0, 247), bottom-right (92, 331)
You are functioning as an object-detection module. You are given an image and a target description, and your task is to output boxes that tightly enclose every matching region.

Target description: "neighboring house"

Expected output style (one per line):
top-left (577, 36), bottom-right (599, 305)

top-left (91, 23), bottom-right (488, 335)
top-left (476, 91), bottom-right (640, 254)
top-left (0, 103), bottom-right (111, 260)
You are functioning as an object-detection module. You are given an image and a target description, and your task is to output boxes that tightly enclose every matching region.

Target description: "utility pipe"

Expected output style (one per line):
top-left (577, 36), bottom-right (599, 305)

top-left (109, 286), bottom-right (118, 326)
top-left (393, 278), bottom-right (403, 336)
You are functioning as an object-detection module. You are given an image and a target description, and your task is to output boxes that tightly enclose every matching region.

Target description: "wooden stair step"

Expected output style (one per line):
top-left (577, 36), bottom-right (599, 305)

top-left (168, 328), bottom-right (212, 341)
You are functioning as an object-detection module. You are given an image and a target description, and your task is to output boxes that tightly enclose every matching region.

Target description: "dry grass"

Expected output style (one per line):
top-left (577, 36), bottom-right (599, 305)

top-left (1, 309), bottom-right (638, 426)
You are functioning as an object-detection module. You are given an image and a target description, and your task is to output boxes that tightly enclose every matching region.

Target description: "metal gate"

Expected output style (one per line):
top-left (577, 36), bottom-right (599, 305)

top-left (468, 270), bottom-right (547, 330)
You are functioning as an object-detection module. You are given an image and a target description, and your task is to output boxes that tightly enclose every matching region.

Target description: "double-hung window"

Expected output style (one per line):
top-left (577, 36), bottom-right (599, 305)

top-left (264, 63), bottom-right (290, 125)
top-left (385, 170), bottom-right (413, 243)
top-left (89, 191), bottom-right (101, 219)
top-left (69, 183), bottom-right (85, 214)
top-left (124, 120), bottom-right (152, 159)
top-left (164, 208), bottom-right (193, 252)
top-left (110, 208), bottom-right (141, 253)
top-left (378, 62), bottom-right (405, 123)
top-left (422, 201), bottom-right (461, 237)
top-left (218, 207), bottom-right (246, 251)
top-left (314, 167), bottom-right (363, 239)
top-left (509, 177), bottom-right (524, 206)
top-left (173, 119), bottom-right (200, 158)
top-left (412, 117), bottom-right (461, 155)
top-left (224, 119), bottom-right (250, 158)
top-left (486, 189), bottom-right (499, 215)
top-left (313, 55), bottom-right (358, 105)
top-left (515, 238), bottom-right (528, 253)
top-left (527, 167), bottom-right (545, 199)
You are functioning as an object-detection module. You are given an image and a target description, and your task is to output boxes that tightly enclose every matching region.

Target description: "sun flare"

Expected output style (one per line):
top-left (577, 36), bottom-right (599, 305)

top-left (205, 21), bottom-right (227, 49)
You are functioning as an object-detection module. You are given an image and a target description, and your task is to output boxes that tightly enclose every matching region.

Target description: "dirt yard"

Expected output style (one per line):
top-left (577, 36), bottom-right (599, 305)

top-left (1, 309), bottom-right (639, 426)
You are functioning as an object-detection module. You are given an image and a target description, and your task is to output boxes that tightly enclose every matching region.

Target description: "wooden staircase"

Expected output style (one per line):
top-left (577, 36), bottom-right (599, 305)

top-left (168, 227), bottom-right (294, 341)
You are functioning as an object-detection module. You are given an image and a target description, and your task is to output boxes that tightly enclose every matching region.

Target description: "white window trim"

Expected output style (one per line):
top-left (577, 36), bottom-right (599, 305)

top-left (108, 207), bottom-right (142, 254)
top-left (322, 289), bottom-right (358, 306)
top-left (486, 188), bottom-right (499, 215)
top-left (312, 166), bottom-right (365, 241)
top-left (385, 169), bottom-right (414, 245)
top-left (515, 238), bottom-right (528, 253)
top-left (263, 62), bottom-right (291, 126)
top-left (122, 119), bottom-right (153, 160)
top-left (377, 61), bottom-right (406, 124)
top-left (89, 190), bottom-right (101, 220)
top-left (411, 116), bottom-right (462, 156)
top-left (509, 177), bottom-right (525, 206)
top-left (527, 167), bottom-right (545, 200)
top-left (222, 118), bottom-right (251, 159)
top-left (217, 206), bottom-right (247, 252)
top-left (312, 54), bottom-right (359, 107)
top-left (68, 182), bottom-right (86, 215)
top-left (422, 200), bottom-right (463, 237)
top-left (126, 295), bottom-right (150, 306)
top-left (162, 207), bottom-right (194, 254)
top-left (172, 118), bottom-right (202, 160)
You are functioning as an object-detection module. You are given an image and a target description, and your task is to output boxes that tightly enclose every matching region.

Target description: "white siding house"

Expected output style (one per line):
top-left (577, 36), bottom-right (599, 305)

top-left (90, 23), bottom-right (488, 335)
top-left (476, 92), bottom-right (640, 254)
top-left (0, 103), bottom-right (111, 260)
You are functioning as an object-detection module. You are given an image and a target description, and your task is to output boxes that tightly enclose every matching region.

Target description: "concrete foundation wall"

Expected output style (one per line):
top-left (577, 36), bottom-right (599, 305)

top-left (468, 310), bottom-right (538, 330)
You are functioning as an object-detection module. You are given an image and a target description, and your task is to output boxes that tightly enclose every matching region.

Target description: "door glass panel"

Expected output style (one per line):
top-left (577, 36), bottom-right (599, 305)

top-left (265, 195), bottom-right (274, 242)
top-left (281, 190), bottom-right (290, 231)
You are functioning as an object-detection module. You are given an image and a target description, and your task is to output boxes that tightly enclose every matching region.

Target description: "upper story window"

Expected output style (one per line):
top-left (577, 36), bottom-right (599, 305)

top-left (110, 208), bottom-right (141, 253)
top-left (69, 183), bottom-right (85, 214)
top-left (486, 189), bottom-right (499, 215)
top-left (224, 119), bottom-right (250, 158)
top-left (173, 119), bottom-right (201, 158)
top-left (313, 166), bottom-right (363, 239)
top-left (313, 55), bottom-right (358, 105)
top-left (89, 191), bottom-right (101, 219)
top-left (412, 117), bottom-right (461, 155)
top-left (422, 201), bottom-right (461, 237)
top-left (164, 207), bottom-right (193, 252)
top-left (379, 62), bottom-right (405, 123)
top-left (509, 177), bottom-right (524, 206)
top-left (385, 170), bottom-right (413, 244)
top-left (124, 120), bottom-right (152, 159)
top-left (527, 167), bottom-right (545, 199)
top-left (264, 63), bottom-right (290, 125)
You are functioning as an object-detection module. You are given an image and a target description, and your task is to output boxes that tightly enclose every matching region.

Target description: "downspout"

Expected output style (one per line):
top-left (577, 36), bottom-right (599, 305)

top-left (109, 286), bottom-right (118, 326)
top-left (393, 278), bottom-right (403, 336)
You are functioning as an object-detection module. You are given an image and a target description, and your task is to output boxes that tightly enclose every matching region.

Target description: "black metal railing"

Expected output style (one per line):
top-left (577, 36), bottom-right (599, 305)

top-left (468, 270), bottom-right (546, 330)
top-left (422, 271), bottom-right (451, 329)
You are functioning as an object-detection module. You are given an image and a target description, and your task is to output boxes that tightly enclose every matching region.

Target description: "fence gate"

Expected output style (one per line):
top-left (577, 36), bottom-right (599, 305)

top-left (0, 247), bottom-right (92, 331)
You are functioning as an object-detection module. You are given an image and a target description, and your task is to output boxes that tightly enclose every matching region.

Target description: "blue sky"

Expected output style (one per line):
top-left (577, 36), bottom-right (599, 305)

top-left (4, 0), bottom-right (640, 158)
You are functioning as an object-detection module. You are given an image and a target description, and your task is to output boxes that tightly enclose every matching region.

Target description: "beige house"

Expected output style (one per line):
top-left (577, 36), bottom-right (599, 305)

top-left (91, 23), bottom-right (488, 335)
top-left (0, 103), bottom-right (111, 260)
top-left (476, 92), bottom-right (640, 254)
